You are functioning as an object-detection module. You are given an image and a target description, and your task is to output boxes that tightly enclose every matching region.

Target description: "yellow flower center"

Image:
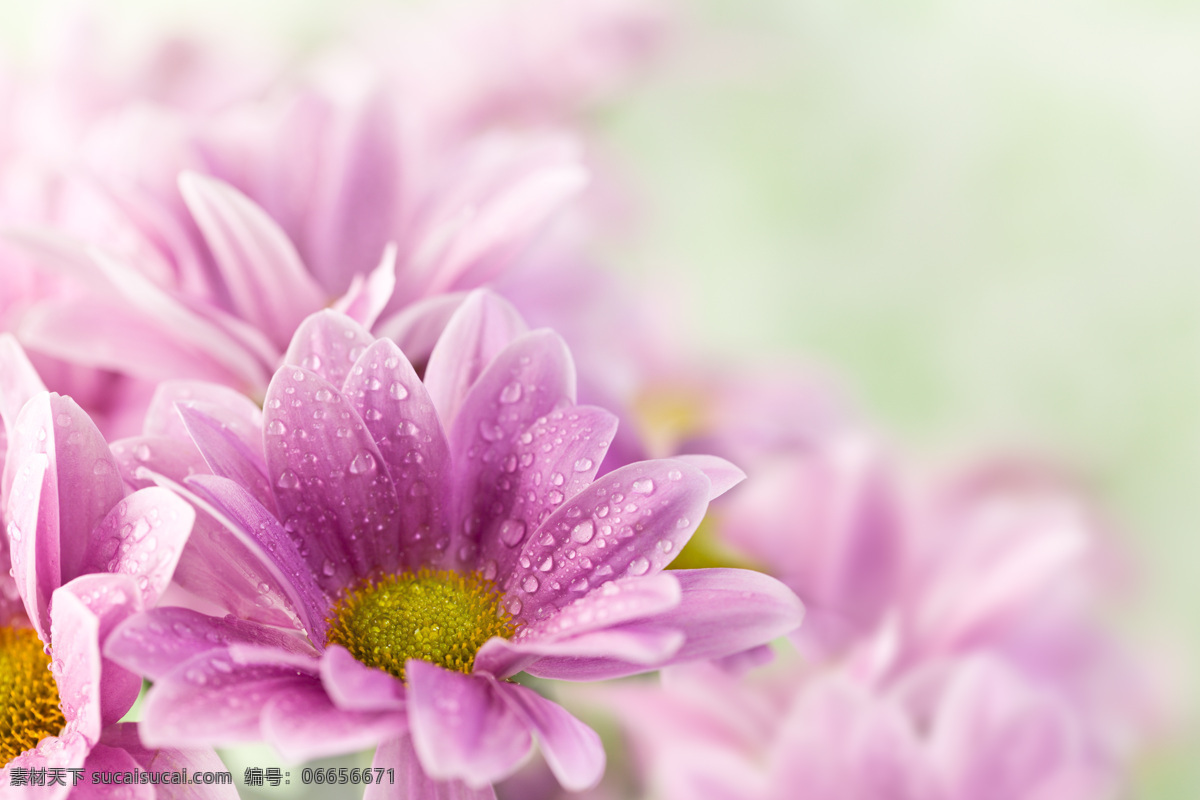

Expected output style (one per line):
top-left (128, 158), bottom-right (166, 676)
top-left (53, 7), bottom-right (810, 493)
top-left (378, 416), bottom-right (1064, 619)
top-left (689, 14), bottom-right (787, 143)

top-left (325, 569), bottom-right (517, 683)
top-left (0, 627), bottom-right (65, 766)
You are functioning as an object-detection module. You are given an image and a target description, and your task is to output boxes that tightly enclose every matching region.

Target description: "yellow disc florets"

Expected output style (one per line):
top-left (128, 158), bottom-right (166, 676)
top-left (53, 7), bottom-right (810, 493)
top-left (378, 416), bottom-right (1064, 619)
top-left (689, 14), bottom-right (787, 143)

top-left (0, 627), bottom-right (65, 765)
top-left (325, 569), bottom-right (517, 683)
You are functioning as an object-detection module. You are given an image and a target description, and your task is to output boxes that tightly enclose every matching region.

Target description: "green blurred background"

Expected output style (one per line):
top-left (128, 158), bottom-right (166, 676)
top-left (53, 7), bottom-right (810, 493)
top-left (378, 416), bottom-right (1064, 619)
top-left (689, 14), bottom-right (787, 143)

top-left (2, 0), bottom-right (1197, 796)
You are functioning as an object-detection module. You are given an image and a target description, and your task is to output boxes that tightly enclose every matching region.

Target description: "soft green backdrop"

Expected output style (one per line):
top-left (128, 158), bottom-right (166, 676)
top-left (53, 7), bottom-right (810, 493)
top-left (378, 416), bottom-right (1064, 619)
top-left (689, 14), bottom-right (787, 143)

top-left (2, 0), bottom-right (1197, 797)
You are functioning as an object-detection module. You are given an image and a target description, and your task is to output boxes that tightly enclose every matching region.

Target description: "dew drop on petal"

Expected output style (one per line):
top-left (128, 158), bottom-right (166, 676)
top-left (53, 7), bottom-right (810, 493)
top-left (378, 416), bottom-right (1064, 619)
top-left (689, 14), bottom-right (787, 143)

top-left (632, 479), bottom-right (655, 495)
top-left (569, 577), bottom-right (589, 592)
top-left (389, 381), bottom-right (409, 400)
top-left (538, 556), bottom-right (554, 572)
top-left (348, 451), bottom-right (376, 475)
top-left (267, 419), bottom-right (287, 436)
top-left (499, 382), bottom-right (523, 404)
top-left (573, 457), bottom-right (593, 472)
top-left (629, 557), bottom-right (650, 575)
top-left (507, 598), bottom-right (523, 616)
top-left (676, 517), bottom-right (691, 530)
top-left (523, 575), bottom-right (539, 593)
top-left (570, 520), bottom-right (595, 544)
top-left (322, 560), bottom-right (336, 577)
top-left (276, 469), bottom-right (300, 490)
top-left (499, 520), bottom-right (527, 547)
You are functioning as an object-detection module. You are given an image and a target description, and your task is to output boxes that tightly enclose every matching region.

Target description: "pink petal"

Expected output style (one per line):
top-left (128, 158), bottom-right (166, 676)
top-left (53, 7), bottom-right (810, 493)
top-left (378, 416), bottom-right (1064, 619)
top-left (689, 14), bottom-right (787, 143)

top-left (47, 586), bottom-right (104, 744)
top-left (373, 292), bottom-right (468, 369)
top-left (499, 683), bottom-right (604, 791)
top-left (80, 486), bottom-right (193, 608)
top-left (179, 172), bottom-right (326, 345)
top-left (448, 329), bottom-right (582, 569)
top-left (320, 644), bottom-right (406, 712)
top-left (262, 365), bottom-right (401, 591)
top-left (5, 393), bottom-right (125, 636)
top-left (98, 722), bottom-right (239, 800)
top-left (140, 649), bottom-right (318, 748)
top-left (331, 243), bottom-right (398, 330)
top-left (262, 682), bottom-right (408, 763)
top-left (142, 380), bottom-right (263, 446)
top-left (341, 337), bottom-right (451, 573)
top-left (506, 459), bottom-right (710, 627)
top-left (672, 454), bottom-right (746, 500)
top-left (178, 404), bottom-right (275, 515)
top-left (75, 744), bottom-right (155, 800)
top-left (423, 289), bottom-right (528, 427)
top-left (56, 574), bottom-right (144, 727)
top-left (365, 737), bottom-right (497, 800)
top-left (406, 660), bottom-right (533, 788)
top-left (184, 474), bottom-right (330, 641)
top-left (282, 309), bottom-right (377, 392)
top-left (106, 606), bottom-right (314, 682)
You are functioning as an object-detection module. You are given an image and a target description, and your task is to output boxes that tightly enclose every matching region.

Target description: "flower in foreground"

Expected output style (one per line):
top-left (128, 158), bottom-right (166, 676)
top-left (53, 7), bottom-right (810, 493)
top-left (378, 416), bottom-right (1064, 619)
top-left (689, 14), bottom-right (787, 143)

top-left (105, 295), bottom-right (801, 795)
top-left (0, 386), bottom-right (232, 798)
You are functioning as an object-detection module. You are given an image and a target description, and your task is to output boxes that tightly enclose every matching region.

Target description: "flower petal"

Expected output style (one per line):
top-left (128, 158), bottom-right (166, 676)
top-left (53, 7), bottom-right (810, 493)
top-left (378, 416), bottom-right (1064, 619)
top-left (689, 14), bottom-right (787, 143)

top-left (262, 682), bottom-right (409, 763)
top-left (373, 292), bottom-right (467, 370)
top-left (407, 660), bottom-right (533, 788)
top-left (320, 644), bottom-right (406, 712)
top-left (5, 393), bottom-right (125, 635)
top-left (57, 574), bottom-right (145, 726)
top-left (179, 171), bottom-right (326, 345)
top-left (331, 243), bottom-right (398, 330)
top-left (672, 454), bottom-right (746, 501)
top-left (80, 486), bottom-right (193, 608)
top-left (263, 364), bottom-right (401, 590)
top-left (106, 606), bottom-right (313, 682)
top-left (47, 586), bottom-right (104, 743)
top-left (448, 328), bottom-right (578, 568)
top-left (76, 744), bottom-right (155, 800)
top-left (423, 289), bottom-right (528, 427)
top-left (184, 473), bottom-right (330, 641)
top-left (365, 737), bottom-right (497, 800)
top-left (499, 683), bottom-right (604, 791)
top-left (98, 722), bottom-right (239, 800)
top-left (468, 405), bottom-right (617, 581)
top-left (142, 380), bottom-right (264, 446)
top-left (282, 310), bottom-right (376, 393)
top-left (140, 649), bottom-right (318, 748)
top-left (506, 459), bottom-right (711, 627)
top-left (178, 404), bottom-right (275, 515)
top-left (341, 337), bottom-right (451, 573)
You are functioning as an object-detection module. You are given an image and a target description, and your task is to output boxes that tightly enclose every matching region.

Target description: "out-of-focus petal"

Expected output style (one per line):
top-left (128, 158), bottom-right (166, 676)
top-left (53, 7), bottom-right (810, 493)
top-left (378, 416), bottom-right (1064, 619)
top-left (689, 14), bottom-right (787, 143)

top-left (499, 682), bottom-right (604, 791)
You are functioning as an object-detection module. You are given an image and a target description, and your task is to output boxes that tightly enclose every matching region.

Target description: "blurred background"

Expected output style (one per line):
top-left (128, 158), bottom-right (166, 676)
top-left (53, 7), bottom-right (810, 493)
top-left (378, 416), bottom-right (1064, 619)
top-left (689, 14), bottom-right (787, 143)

top-left (2, 0), bottom-right (1198, 796)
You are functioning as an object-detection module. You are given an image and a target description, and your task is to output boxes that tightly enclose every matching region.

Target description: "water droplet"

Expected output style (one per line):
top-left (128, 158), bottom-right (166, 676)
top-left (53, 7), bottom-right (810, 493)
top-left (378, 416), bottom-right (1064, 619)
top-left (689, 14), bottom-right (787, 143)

top-left (548, 490), bottom-right (564, 505)
top-left (668, 469), bottom-right (683, 481)
top-left (389, 381), bottom-right (409, 400)
top-left (349, 451), bottom-right (376, 475)
top-left (573, 457), bottom-right (593, 472)
top-left (314, 388), bottom-right (334, 402)
top-left (499, 382), bottom-right (523, 404)
top-left (538, 556), bottom-right (554, 572)
top-left (629, 557), bottom-right (650, 575)
top-left (276, 469), bottom-right (300, 490)
top-left (267, 419), bottom-right (287, 436)
top-left (506, 598), bottom-right (524, 616)
top-left (570, 520), bottom-right (595, 544)
top-left (632, 479), bottom-right (655, 495)
top-left (302, 354), bottom-right (322, 372)
top-left (551, 472), bottom-right (565, 486)
top-left (569, 577), bottom-right (589, 592)
top-left (523, 575), bottom-right (540, 592)
top-left (676, 517), bottom-right (691, 530)
top-left (479, 421), bottom-right (504, 442)
top-left (322, 560), bottom-right (336, 577)
top-left (499, 520), bottom-right (527, 547)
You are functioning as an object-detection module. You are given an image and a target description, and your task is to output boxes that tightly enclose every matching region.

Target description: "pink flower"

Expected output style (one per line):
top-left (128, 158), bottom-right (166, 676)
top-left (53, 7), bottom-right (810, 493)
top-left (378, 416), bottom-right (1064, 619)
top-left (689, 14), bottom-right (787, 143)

top-left (105, 293), bottom-right (802, 795)
top-left (0, 380), bottom-right (231, 798)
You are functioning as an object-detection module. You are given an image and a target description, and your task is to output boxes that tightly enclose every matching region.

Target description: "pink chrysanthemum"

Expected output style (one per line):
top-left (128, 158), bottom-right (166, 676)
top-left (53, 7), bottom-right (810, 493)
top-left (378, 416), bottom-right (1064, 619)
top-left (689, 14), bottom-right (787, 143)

top-left (0, 375), bottom-right (232, 798)
top-left (104, 293), bottom-right (801, 796)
